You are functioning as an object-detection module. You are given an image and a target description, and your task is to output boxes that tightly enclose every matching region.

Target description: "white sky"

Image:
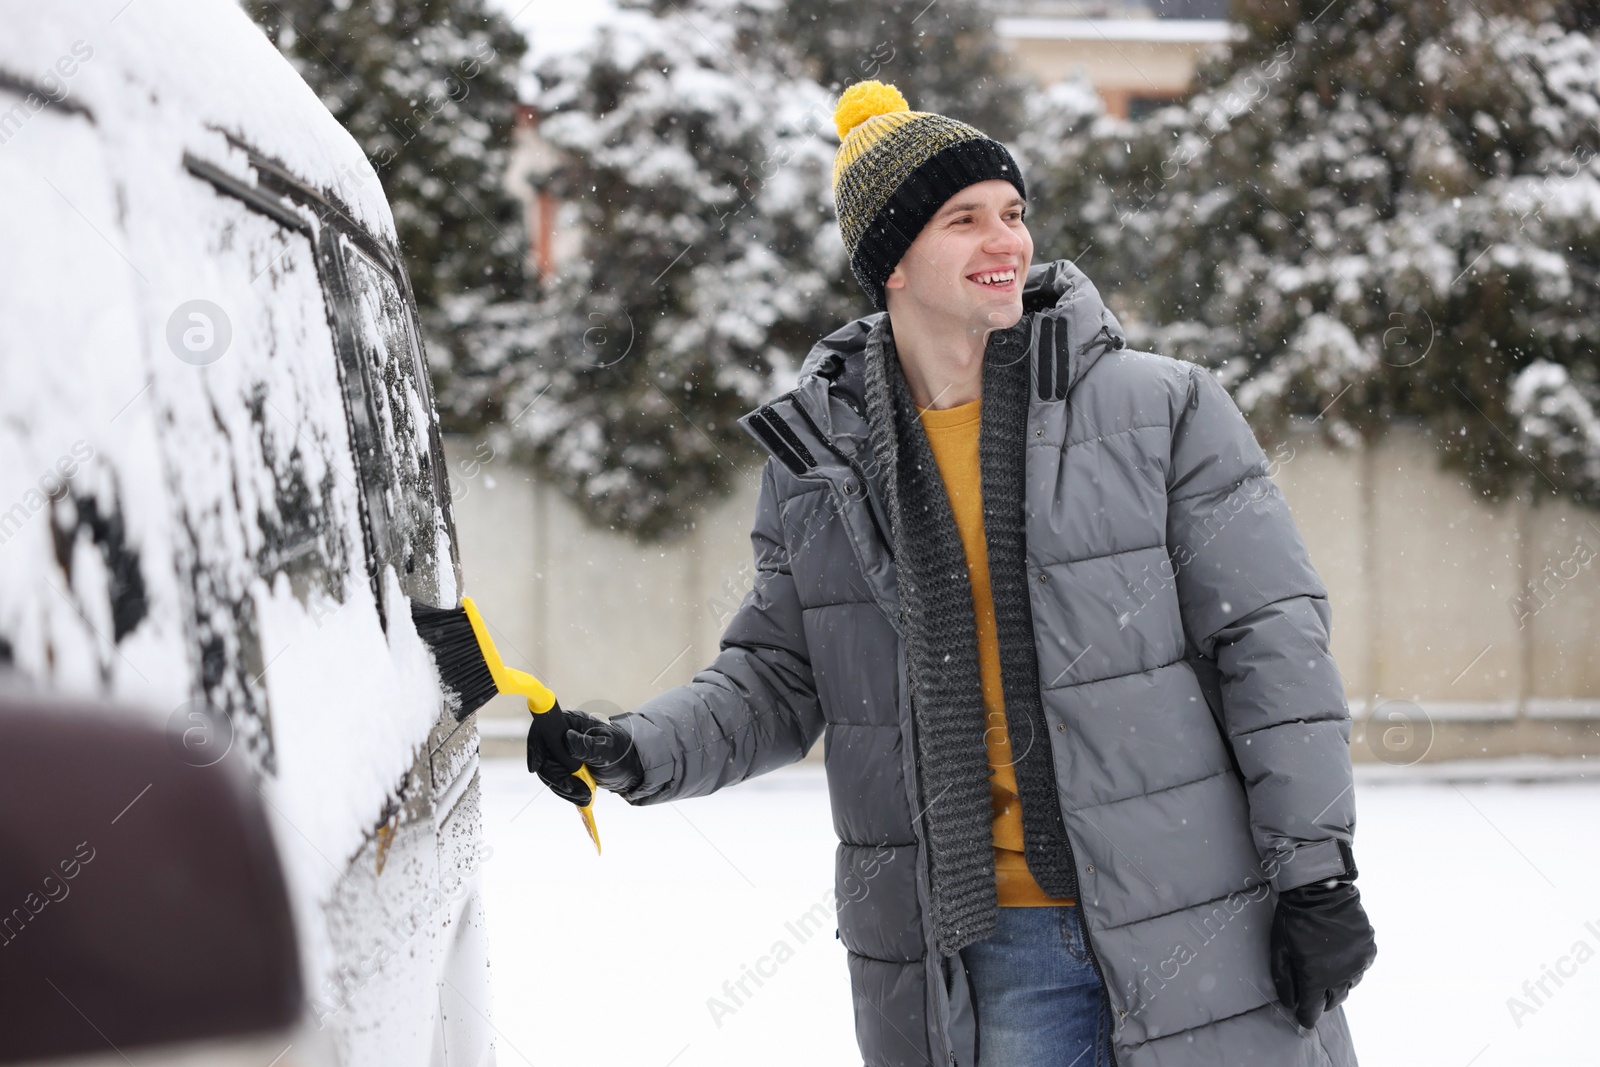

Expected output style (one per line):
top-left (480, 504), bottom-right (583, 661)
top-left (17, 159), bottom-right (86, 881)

top-left (487, 0), bottom-right (619, 63)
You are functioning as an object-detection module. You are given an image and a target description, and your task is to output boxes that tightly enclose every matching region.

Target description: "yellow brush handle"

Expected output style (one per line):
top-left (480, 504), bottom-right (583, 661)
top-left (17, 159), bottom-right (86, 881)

top-left (527, 694), bottom-right (602, 856)
top-left (572, 764), bottom-right (601, 854)
top-left (459, 598), bottom-right (601, 854)
top-left (502, 666), bottom-right (558, 713)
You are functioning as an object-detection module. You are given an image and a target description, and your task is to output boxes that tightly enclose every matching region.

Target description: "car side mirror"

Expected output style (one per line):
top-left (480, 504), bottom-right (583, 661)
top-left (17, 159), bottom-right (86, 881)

top-left (0, 692), bottom-right (302, 1063)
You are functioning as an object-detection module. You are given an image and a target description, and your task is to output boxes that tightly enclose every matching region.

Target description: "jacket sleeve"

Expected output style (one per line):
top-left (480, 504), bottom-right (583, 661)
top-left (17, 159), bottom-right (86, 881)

top-left (1165, 364), bottom-right (1356, 892)
top-left (614, 461), bottom-right (824, 805)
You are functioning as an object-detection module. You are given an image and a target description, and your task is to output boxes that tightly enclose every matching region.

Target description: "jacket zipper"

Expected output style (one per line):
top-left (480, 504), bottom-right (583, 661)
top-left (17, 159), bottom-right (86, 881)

top-left (1061, 840), bottom-right (1122, 1067)
top-left (785, 398), bottom-right (895, 561)
top-left (1045, 351), bottom-right (1122, 1066)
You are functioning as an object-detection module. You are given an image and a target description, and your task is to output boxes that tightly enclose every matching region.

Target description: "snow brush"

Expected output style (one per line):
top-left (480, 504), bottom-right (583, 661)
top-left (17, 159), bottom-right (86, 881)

top-left (411, 596), bottom-right (601, 854)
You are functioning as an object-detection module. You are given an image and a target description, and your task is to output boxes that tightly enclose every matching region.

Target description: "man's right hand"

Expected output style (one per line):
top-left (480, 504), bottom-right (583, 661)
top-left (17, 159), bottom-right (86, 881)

top-left (525, 702), bottom-right (644, 806)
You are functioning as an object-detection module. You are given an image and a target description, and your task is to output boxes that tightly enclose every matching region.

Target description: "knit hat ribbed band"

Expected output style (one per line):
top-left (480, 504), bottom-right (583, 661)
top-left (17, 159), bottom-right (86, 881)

top-left (832, 81), bottom-right (1026, 310)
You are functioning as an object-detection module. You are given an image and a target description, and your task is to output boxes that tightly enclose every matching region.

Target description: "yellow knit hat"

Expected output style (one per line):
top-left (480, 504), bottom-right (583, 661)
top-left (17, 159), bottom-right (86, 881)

top-left (831, 80), bottom-right (1025, 309)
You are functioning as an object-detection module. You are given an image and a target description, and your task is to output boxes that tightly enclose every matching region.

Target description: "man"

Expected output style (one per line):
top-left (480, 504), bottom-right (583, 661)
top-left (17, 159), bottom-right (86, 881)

top-left (527, 80), bottom-right (1377, 1067)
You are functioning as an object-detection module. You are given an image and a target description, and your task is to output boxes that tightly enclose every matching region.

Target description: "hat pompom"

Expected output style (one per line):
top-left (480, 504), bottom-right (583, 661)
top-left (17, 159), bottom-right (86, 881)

top-left (834, 81), bottom-right (910, 140)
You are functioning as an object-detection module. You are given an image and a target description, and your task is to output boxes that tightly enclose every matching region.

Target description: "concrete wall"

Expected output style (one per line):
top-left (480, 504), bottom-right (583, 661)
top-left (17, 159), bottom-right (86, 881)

top-left (447, 427), bottom-right (1600, 763)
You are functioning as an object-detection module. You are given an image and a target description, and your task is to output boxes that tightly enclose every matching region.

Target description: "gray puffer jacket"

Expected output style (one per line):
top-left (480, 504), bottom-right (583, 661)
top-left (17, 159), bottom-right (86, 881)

top-left (620, 260), bottom-right (1360, 1067)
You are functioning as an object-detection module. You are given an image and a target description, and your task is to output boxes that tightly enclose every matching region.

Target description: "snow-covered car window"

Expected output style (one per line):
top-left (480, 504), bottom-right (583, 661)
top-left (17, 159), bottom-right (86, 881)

top-left (329, 232), bottom-right (443, 609)
top-left (183, 144), bottom-right (456, 622)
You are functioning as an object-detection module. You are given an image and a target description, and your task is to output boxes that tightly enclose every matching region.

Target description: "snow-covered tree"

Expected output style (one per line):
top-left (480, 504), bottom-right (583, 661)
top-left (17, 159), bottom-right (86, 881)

top-left (442, 4), bottom-right (846, 539)
top-left (1018, 0), bottom-right (1600, 508)
top-left (244, 0), bottom-right (529, 334)
top-left (447, 0), bottom-right (1028, 538)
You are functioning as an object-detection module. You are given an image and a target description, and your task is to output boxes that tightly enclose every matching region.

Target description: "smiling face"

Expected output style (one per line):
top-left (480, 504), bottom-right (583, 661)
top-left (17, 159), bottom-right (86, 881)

top-left (882, 179), bottom-right (1033, 334)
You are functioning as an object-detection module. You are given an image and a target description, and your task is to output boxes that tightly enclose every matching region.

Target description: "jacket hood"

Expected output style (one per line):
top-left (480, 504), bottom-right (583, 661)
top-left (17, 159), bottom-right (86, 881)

top-left (794, 258), bottom-right (1127, 405)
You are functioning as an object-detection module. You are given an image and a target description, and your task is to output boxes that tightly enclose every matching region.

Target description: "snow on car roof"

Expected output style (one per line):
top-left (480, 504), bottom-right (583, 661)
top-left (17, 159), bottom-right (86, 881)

top-left (0, 0), bottom-right (397, 244)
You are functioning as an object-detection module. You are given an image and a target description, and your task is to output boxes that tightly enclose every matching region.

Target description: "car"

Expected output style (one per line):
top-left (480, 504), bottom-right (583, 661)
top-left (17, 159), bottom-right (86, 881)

top-left (0, 2), bottom-right (494, 1064)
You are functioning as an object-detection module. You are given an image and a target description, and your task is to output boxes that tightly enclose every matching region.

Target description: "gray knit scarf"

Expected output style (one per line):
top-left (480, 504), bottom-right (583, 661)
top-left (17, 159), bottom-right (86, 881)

top-left (861, 314), bottom-right (1077, 958)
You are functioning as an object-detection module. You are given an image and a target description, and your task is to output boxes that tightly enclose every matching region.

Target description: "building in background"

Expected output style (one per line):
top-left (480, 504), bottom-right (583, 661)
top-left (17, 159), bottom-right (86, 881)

top-left (504, 105), bottom-right (585, 286)
top-left (994, 0), bottom-right (1233, 116)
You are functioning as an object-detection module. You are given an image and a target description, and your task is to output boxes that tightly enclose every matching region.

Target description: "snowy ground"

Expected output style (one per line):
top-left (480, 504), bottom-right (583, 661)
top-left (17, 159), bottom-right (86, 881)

top-left (478, 758), bottom-right (1600, 1067)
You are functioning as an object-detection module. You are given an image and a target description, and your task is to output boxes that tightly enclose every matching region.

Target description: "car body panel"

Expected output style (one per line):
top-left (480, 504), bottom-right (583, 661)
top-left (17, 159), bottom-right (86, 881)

top-left (0, 3), bottom-right (492, 1064)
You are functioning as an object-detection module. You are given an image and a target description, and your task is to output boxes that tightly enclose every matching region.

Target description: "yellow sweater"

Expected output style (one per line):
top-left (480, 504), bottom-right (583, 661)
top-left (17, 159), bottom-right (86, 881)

top-left (919, 399), bottom-right (1075, 907)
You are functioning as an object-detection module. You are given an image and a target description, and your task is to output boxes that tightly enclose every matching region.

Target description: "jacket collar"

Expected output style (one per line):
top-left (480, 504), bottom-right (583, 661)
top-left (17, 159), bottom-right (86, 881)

top-left (739, 258), bottom-right (1126, 474)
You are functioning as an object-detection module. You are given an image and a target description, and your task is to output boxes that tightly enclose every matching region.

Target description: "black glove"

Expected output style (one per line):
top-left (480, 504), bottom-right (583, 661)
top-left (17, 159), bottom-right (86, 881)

top-left (1270, 877), bottom-right (1378, 1030)
top-left (525, 702), bottom-right (643, 806)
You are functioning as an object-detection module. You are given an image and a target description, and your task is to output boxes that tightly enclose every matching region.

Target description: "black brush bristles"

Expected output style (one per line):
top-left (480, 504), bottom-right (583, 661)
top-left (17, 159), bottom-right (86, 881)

top-left (410, 601), bottom-right (498, 721)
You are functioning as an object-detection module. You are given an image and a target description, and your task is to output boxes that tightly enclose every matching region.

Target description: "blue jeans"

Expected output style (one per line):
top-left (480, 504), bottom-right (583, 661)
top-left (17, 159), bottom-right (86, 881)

top-left (958, 905), bottom-right (1116, 1067)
